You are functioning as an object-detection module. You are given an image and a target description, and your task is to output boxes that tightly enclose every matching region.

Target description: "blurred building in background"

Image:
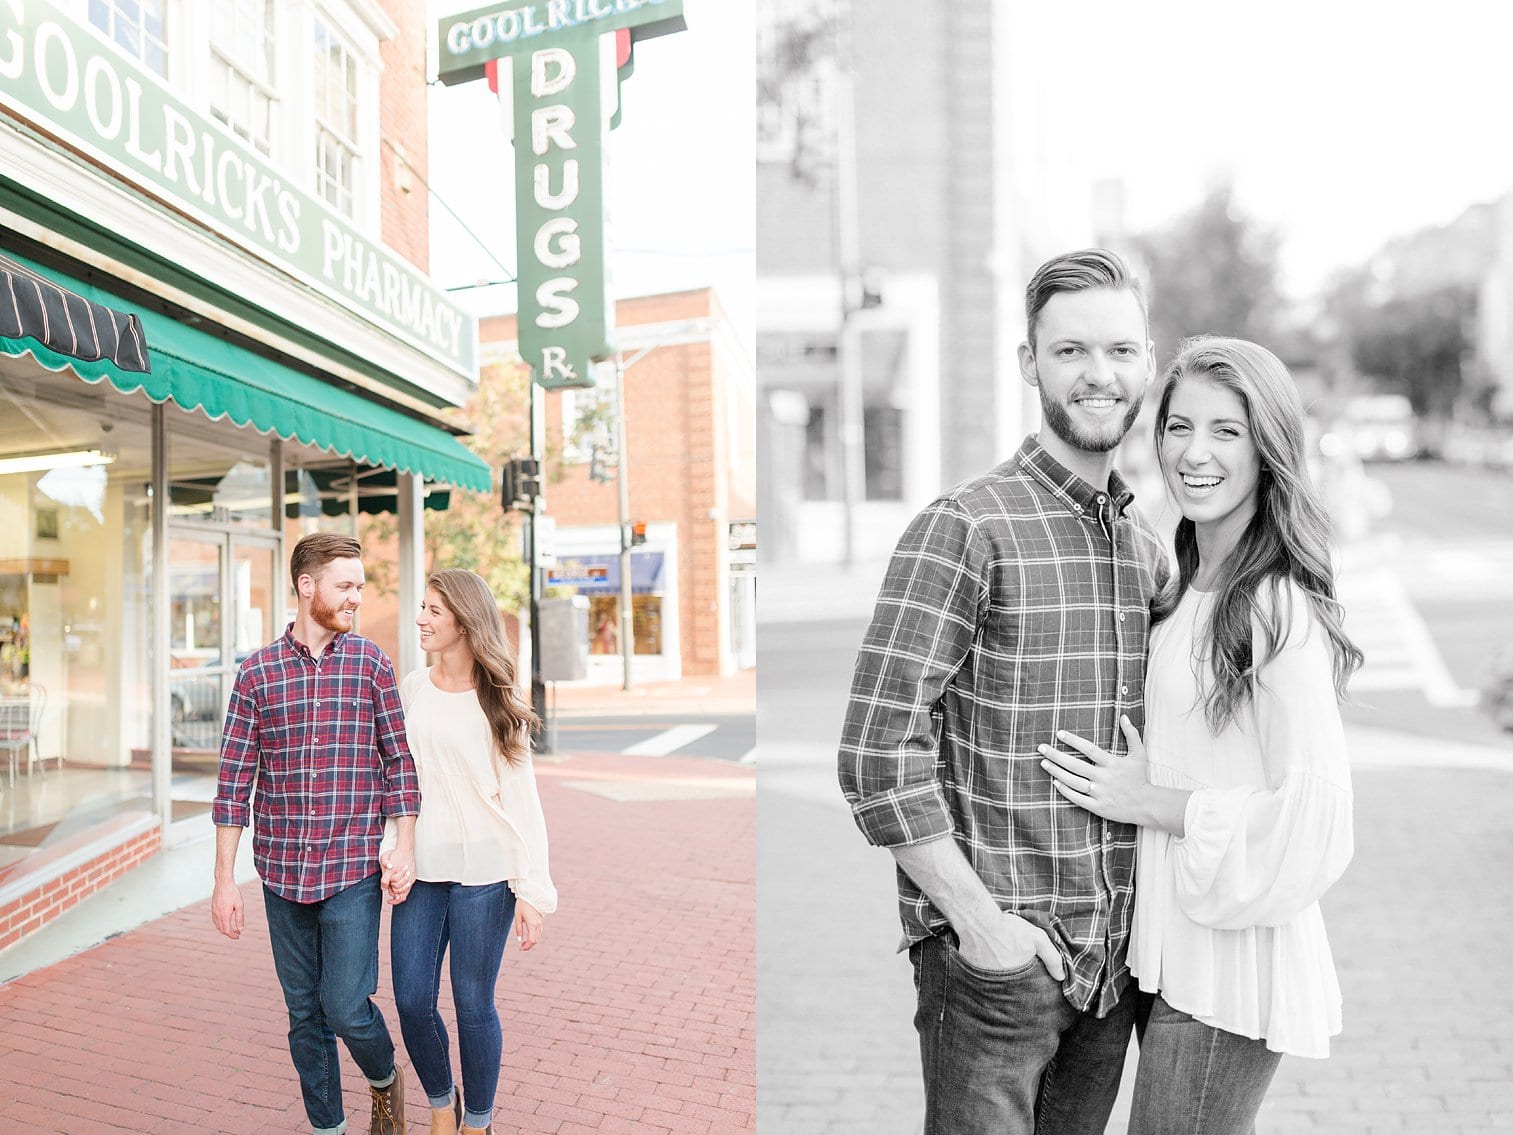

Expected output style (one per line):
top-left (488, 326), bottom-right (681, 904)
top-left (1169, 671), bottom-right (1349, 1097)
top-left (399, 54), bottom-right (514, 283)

top-left (755, 0), bottom-right (1090, 563)
top-left (1478, 189), bottom-right (1513, 422)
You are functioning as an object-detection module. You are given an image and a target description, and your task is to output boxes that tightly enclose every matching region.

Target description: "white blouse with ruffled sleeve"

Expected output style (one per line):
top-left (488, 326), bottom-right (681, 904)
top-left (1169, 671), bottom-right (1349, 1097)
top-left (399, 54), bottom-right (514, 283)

top-left (1128, 580), bottom-right (1353, 1058)
top-left (390, 667), bottom-right (557, 913)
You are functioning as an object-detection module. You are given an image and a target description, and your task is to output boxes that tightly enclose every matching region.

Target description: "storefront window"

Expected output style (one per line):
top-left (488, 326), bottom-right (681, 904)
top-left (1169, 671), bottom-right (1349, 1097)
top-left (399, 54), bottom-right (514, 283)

top-left (169, 451), bottom-right (274, 529)
top-left (166, 416), bottom-right (282, 823)
top-left (585, 595), bottom-right (662, 656)
top-left (0, 374), bottom-right (154, 880)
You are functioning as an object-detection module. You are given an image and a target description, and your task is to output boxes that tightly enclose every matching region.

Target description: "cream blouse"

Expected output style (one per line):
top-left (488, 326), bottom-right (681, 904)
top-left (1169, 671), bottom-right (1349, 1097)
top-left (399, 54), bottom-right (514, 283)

top-left (1128, 581), bottom-right (1353, 1058)
top-left (384, 667), bottom-right (557, 913)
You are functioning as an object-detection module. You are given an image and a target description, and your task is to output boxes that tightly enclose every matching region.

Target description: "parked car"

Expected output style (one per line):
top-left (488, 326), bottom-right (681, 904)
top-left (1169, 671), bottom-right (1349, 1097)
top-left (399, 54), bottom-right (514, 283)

top-left (169, 652), bottom-right (251, 747)
top-left (1339, 393), bottom-right (1419, 462)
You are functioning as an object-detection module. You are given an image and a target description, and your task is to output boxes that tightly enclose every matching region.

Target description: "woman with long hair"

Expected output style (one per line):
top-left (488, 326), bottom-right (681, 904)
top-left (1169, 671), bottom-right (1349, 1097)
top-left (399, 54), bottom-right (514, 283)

top-left (381, 569), bottom-right (554, 1135)
top-left (1040, 336), bottom-right (1362, 1132)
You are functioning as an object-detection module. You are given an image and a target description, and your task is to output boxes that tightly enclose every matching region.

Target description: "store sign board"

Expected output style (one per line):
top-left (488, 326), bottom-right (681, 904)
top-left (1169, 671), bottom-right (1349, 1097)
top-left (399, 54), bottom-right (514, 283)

top-left (0, 0), bottom-right (477, 379)
top-left (436, 0), bottom-right (684, 87)
top-left (435, 0), bottom-right (684, 389)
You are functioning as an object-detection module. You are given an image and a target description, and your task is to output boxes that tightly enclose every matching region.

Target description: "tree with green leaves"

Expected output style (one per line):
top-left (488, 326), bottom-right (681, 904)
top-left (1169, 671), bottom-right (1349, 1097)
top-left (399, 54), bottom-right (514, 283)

top-left (755, 3), bottom-right (837, 186)
top-left (1335, 281), bottom-right (1475, 419)
top-left (362, 359), bottom-right (533, 610)
top-left (1132, 181), bottom-right (1284, 369)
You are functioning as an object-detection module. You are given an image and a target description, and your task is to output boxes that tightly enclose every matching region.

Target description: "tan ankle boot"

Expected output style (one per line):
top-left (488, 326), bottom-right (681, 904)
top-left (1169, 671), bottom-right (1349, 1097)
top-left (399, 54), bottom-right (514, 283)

top-left (431, 1087), bottom-right (462, 1135)
top-left (368, 1065), bottom-right (406, 1135)
top-left (459, 1125), bottom-right (491, 1135)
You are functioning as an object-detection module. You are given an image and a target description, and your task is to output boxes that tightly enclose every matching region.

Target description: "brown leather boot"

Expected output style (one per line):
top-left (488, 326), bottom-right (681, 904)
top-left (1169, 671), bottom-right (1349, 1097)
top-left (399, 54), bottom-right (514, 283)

top-left (368, 1065), bottom-right (406, 1135)
top-left (431, 1087), bottom-right (462, 1135)
top-left (458, 1126), bottom-right (491, 1134)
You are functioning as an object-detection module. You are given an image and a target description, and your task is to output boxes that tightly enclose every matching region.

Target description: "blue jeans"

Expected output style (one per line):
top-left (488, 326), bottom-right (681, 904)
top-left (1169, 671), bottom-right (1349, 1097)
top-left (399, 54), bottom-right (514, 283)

top-left (911, 932), bottom-right (1136, 1135)
top-left (391, 879), bottom-right (516, 1129)
top-left (1128, 994), bottom-right (1283, 1134)
top-left (262, 873), bottom-right (397, 1135)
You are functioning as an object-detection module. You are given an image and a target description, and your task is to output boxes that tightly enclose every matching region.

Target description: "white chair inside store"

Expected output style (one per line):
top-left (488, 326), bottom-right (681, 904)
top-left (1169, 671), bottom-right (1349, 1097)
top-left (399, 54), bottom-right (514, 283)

top-left (0, 684), bottom-right (46, 787)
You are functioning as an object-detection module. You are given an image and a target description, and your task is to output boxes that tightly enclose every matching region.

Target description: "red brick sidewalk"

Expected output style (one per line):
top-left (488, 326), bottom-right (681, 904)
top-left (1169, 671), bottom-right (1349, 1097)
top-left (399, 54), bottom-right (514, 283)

top-left (0, 753), bottom-right (754, 1134)
top-left (548, 672), bottom-right (756, 718)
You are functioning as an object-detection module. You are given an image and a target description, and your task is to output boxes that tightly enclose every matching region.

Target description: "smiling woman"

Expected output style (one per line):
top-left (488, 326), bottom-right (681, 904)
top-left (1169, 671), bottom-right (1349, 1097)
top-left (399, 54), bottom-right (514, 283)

top-left (1042, 336), bottom-right (1366, 1133)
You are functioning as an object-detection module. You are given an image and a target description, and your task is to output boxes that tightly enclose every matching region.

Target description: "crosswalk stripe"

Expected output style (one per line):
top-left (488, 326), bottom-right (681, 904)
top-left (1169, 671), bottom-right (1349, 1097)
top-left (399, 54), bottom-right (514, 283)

top-left (1340, 568), bottom-right (1478, 706)
top-left (622, 723), bottom-right (719, 756)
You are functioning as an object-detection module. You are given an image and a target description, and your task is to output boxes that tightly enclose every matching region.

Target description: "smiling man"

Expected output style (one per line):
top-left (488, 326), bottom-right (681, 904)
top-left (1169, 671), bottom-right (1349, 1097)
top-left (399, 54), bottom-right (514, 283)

top-left (212, 532), bottom-right (420, 1135)
top-left (838, 249), bottom-right (1171, 1134)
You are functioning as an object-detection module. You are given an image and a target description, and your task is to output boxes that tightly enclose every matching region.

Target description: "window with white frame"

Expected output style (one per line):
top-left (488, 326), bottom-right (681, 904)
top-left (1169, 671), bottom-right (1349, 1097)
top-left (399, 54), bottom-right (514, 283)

top-left (312, 16), bottom-right (361, 218)
top-left (89, 0), bottom-right (169, 76)
top-left (209, 0), bottom-right (278, 156)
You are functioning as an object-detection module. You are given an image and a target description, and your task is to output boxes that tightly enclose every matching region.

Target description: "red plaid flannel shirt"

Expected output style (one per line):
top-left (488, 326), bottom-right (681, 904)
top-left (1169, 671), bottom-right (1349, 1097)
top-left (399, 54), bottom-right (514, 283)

top-left (212, 627), bottom-right (421, 903)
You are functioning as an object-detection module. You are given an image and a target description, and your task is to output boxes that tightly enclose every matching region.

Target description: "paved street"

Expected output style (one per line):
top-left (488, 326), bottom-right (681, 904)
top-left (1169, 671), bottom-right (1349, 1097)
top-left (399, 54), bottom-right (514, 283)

top-left (0, 677), bottom-right (756, 1135)
top-left (551, 715), bottom-right (756, 764)
top-left (758, 460), bottom-right (1513, 1134)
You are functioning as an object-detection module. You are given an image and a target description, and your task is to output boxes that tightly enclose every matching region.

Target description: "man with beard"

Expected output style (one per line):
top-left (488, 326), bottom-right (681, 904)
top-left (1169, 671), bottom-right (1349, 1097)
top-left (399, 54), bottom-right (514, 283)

top-left (838, 249), bottom-right (1169, 1134)
top-left (212, 532), bottom-right (419, 1135)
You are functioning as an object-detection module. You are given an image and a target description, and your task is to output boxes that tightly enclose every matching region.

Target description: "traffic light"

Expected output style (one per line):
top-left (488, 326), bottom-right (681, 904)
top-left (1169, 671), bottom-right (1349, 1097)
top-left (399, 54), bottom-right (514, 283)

top-left (629, 521), bottom-right (647, 546)
top-left (500, 462), bottom-right (517, 510)
top-left (501, 457), bottom-right (542, 512)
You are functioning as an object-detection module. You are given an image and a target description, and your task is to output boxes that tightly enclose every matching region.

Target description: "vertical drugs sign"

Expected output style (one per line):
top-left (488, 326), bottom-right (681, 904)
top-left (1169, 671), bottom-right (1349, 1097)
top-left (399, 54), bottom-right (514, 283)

top-left (436, 1), bottom-right (687, 390)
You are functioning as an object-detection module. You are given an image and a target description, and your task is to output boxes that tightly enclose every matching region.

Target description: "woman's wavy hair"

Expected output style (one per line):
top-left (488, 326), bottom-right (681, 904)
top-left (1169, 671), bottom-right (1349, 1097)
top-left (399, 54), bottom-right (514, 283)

top-left (1151, 336), bottom-right (1363, 732)
top-left (426, 569), bottom-right (540, 766)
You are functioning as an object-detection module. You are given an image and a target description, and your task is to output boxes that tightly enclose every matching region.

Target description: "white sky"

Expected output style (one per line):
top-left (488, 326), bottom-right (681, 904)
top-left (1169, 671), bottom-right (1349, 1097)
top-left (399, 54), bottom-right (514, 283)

top-left (425, 1), bottom-right (1513, 335)
top-left (1014, 0), bottom-right (1513, 297)
top-left (426, 1), bottom-right (754, 340)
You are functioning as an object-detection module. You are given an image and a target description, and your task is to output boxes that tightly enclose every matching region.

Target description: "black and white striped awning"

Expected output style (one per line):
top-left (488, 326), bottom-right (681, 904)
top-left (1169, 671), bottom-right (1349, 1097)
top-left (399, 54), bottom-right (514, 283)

top-left (0, 251), bottom-right (150, 373)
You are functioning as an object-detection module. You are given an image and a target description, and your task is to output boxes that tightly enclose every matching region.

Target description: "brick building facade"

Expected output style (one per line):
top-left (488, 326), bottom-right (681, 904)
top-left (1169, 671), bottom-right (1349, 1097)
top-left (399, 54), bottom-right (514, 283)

top-left (485, 287), bottom-right (756, 682)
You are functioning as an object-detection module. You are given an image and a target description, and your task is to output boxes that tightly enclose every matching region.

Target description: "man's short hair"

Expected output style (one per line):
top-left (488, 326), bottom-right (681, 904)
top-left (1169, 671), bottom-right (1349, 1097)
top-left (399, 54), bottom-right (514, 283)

top-left (1024, 248), bottom-right (1148, 350)
top-left (289, 532), bottom-right (362, 591)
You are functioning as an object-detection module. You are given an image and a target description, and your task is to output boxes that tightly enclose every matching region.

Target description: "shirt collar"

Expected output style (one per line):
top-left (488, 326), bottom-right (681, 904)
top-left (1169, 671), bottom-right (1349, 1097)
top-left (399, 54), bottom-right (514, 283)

top-left (1014, 435), bottom-right (1137, 518)
top-left (282, 622), bottom-right (347, 662)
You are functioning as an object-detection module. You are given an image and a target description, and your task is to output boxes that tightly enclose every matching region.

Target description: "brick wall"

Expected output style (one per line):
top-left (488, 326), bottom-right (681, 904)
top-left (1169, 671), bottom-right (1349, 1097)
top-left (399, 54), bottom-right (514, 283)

top-left (378, 0), bottom-right (430, 270)
top-left (0, 826), bottom-right (161, 953)
top-left (480, 288), bottom-right (750, 676)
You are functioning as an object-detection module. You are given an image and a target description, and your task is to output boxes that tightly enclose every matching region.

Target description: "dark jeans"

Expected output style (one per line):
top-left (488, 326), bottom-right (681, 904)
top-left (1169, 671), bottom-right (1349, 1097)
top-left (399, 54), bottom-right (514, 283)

top-left (911, 933), bottom-right (1136, 1135)
top-left (262, 873), bottom-right (396, 1134)
top-left (390, 879), bottom-right (516, 1129)
top-left (1128, 994), bottom-right (1284, 1135)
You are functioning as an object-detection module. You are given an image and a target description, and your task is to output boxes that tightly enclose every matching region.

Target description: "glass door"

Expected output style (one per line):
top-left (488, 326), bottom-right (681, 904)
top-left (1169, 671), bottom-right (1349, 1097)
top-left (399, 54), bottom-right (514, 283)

top-left (230, 537), bottom-right (279, 666)
top-left (167, 533), bottom-right (226, 760)
top-left (165, 531), bottom-right (279, 830)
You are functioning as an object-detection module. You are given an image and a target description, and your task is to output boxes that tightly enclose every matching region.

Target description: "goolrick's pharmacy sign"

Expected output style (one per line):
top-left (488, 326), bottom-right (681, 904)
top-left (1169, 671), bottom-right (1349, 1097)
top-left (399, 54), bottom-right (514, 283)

top-left (0, 0), bottom-right (476, 379)
top-left (437, 0), bottom-right (685, 390)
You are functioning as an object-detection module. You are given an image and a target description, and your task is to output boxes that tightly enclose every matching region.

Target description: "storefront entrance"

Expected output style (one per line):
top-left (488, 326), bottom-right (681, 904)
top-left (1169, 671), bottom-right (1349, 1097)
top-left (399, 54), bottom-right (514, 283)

top-left (165, 530), bottom-right (279, 834)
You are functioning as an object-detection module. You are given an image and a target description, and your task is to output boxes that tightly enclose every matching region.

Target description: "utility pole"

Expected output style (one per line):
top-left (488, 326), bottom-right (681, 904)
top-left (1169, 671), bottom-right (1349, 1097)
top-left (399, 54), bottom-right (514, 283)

top-left (527, 383), bottom-right (548, 748)
top-left (614, 346), bottom-right (657, 690)
top-left (833, 0), bottom-right (866, 566)
top-left (615, 356), bottom-right (634, 690)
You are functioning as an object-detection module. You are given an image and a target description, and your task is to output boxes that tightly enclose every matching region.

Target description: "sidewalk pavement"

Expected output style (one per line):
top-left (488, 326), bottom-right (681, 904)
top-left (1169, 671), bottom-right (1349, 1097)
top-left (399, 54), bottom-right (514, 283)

top-left (760, 710), bottom-right (1513, 1134)
top-left (549, 670), bottom-right (756, 719)
top-left (0, 737), bottom-right (754, 1133)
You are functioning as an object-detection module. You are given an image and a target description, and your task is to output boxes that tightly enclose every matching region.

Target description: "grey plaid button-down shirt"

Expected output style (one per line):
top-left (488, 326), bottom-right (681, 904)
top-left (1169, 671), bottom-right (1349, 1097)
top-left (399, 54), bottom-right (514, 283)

top-left (839, 436), bottom-right (1169, 1015)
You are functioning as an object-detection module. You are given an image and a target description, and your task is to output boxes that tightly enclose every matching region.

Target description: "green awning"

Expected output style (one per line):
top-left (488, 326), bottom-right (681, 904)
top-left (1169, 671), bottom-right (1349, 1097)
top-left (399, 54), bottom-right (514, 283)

top-left (1, 250), bottom-right (493, 493)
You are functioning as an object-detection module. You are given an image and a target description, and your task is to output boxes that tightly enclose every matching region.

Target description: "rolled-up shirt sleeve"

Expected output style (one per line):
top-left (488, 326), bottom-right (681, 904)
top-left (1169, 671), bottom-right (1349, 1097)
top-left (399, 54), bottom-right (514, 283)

top-left (838, 498), bottom-right (988, 847)
top-left (212, 666), bottom-right (261, 828)
top-left (373, 655), bottom-right (421, 818)
top-left (1172, 584), bottom-right (1354, 929)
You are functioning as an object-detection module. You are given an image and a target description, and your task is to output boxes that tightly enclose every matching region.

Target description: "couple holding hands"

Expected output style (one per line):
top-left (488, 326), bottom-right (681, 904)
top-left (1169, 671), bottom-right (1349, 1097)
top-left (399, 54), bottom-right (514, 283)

top-left (211, 534), bottom-right (554, 1135)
